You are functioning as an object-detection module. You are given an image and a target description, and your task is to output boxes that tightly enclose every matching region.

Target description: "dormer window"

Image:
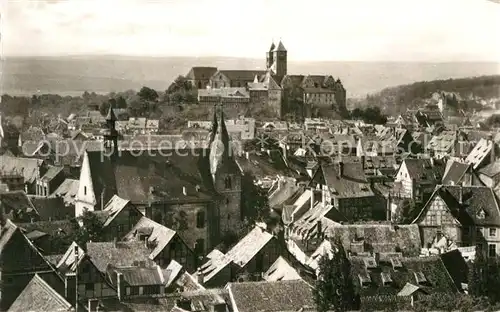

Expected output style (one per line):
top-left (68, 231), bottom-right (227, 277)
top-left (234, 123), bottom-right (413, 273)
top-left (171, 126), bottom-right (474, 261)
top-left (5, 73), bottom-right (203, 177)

top-left (390, 258), bottom-right (403, 270)
top-left (381, 272), bottom-right (393, 286)
top-left (358, 273), bottom-right (371, 287)
top-left (414, 272), bottom-right (427, 285)
top-left (477, 209), bottom-right (486, 219)
top-left (363, 257), bottom-right (377, 269)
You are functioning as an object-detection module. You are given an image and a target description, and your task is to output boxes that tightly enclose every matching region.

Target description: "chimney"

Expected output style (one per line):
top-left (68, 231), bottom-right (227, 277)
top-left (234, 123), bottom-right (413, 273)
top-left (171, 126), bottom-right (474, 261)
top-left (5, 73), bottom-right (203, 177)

top-left (360, 155), bottom-right (365, 170)
top-left (113, 237), bottom-right (117, 248)
top-left (183, 186), bottom-right (187, 196)
top-left (316, 220), bottom-right (322, 240)
top-left (458, 186), bottom-right (463, 205)
top-left (310, 188), bottom-right (315, 210)
top-left (196, 271), bottom-right (204, 285)
top-left (338, 162), bottom-right (344, 177)
top-left (117, 272), bottom-right (123, 301)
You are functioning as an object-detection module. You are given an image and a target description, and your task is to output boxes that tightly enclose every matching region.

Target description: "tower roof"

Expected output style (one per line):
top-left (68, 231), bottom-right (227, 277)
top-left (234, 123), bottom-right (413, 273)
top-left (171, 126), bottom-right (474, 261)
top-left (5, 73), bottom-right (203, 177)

top-left (269, 42), bottom-right (276, 52)
top-left (273, 40), bottom-right (287, 52)
top-left (106, 106), bottom-right (117, 121)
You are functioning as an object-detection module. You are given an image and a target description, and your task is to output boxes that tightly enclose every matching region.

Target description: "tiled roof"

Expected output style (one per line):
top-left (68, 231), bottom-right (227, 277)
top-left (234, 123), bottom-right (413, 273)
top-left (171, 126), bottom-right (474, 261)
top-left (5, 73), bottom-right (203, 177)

top-left (426, 131), bottom-right (456, 153)
top-left (290, 202), bottom-right (344, 239)
top-left (235, 150), bottom-right (293, 180)
top-left (114, 266), bottom-right (165, 286)
top-left (27, 196), bottom-right (68, 221)
top-left (215, 70), bottom-right (267, 81)
top-left (227, 280), bottom-right (315, 312)
top-left (465, 138), bottom-right (493, 169)
top-left (198, 226), bottom-right (274, 283)
top-left (85, 150), bottom-right (215, 205)
top-left (198, 87), bottom-right (249, 98)
top-left (262, 256), bottom-right (301, 282)
top-left (0, 190), bottom-right (38, 218)
top-left (324, 224), bottom-right (422, 256)
top-left (350, 255), bottom-right (457, 298)
top-left (478, 159), bottom-right (500, 177)
top-left (40, 165), bottom-right (64, 182)
top-left (86, 241), bottom-right (153, 273)
top-left (50, 178), bottom-right (79, 206)
top-left (101, 195), bottom-right (131, 227)
top-left (7, 274), bottom-right (73, 312)
top-left (403, 158), bottom-right (445, 183)
top-left (442, 160), bottom-right (470, 185)
top-left (416, 185), bottom-right (500, 227)
top-left (0, 155), bottom-right (44, 183)
top-left (185, 67), bottom-right (218, 80)
top-left (320, 162), bottom-right (374, 198)
top-left (123, 216), bottom-right (178, 260)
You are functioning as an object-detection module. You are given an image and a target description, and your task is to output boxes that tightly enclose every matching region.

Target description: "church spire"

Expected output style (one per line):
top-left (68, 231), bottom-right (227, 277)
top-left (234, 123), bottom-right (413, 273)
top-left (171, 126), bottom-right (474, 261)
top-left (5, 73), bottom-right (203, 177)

top-left (209, 104), bottom-right (232, 179)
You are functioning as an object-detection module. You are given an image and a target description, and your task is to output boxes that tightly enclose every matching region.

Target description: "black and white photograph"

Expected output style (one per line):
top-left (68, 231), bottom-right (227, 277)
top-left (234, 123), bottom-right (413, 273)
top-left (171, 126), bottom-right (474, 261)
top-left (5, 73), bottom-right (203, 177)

top-left (0, 0), bottom-right (500, 311)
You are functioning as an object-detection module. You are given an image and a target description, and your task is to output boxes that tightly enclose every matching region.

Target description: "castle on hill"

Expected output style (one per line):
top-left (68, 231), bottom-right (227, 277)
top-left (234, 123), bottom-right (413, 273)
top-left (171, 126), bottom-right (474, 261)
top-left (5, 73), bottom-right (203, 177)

top-left (184, 40), bottom-right (347, 119)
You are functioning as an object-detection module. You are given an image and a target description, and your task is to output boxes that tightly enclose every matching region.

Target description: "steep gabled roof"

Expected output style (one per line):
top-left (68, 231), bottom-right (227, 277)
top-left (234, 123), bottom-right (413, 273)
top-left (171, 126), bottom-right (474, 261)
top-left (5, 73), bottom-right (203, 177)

top-left (318, 162), bottom-right (374, 198)
top-left (442, 160), bottom-right (471, 185)
top-left (185, 67), bottom-right (218, 80)
top-left (7, 274), bottom-right (73, 312)
top-left (413, 185), bottom-right (500, 226)
top-left (123, 216), bottom-right (179, 260)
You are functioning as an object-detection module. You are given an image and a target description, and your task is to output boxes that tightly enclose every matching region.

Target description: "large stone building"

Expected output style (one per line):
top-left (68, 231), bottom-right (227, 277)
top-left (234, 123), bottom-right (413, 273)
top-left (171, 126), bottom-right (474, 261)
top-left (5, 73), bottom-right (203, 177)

top-left (194, 40), bottom-right (347, 119)
top-left (75, 106), bottom-right (242, 255)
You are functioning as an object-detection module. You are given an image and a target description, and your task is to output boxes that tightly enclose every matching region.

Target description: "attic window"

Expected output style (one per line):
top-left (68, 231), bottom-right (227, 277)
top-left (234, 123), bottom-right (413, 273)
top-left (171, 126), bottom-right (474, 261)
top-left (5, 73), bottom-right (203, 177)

top-left (381, 272), bottom-right (393, 286)
top-left (390, 258), bottom-right (403, 270)
top-left (363, 257), bottom-right (377, 269)
top-left (414, 272), bottom-right (427, 285)
top-left (358, 273), bottom-right (371, 287)
top-left (477, 209), bottom-right (486, 219)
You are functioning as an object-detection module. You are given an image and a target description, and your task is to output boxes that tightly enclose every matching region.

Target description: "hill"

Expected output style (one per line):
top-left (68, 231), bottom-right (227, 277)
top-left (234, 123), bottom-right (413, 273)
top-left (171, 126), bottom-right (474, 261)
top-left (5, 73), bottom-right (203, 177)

top-left (2, 56), bottom-right (499, 98)
top-left (354, 75), bottom-right (500, 115)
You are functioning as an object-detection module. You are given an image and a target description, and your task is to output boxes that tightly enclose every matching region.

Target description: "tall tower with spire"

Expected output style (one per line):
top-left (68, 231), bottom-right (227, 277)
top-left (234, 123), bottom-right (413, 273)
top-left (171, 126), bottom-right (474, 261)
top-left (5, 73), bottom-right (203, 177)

top-left (272, 40), bottom-right (287, 77)
top-left (103, 106), bottom-right (118, 155)
top-left (208, 104), bottom-right (242, 233)
top-left (266, 41), bottom-right (276, 70)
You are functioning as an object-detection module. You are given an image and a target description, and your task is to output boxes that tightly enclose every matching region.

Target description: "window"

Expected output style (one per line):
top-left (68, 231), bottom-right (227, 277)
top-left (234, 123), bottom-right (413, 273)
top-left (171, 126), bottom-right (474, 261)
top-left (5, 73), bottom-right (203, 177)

top-left (84, 186), bottom-right (87, 196)
top-left (224, 176), bottom-right (232, 189)
top-left (196, 211), bottom-right (205, 228)
top-left (489, 244), bottom-right (497, 258)
top-left (139, 286), bottom-right (144, 295)
top-left (126, 287), bottom-right (131, 296)
top-left (490, 228), bottom-right (497, 237)
top-left (85, 283), bottom-right (94, 291)
top-left (130, 287), bottom-right (139, 296)
top-left (477, 227), bottom-right (483, 238)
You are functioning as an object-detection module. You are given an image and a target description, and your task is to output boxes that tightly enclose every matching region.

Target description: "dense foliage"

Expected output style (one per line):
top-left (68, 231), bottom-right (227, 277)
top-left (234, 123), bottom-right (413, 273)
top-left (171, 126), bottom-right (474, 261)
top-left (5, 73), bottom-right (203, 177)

top-left (469, 246), bottom-right (500, 304)
top-left (314, 241), bottom-right (358, 312)
top-left (349, 106), bottom-right (388, 124)
top-left (241, 171), bottom-right (270, 223)
top-left (74, 209), bottom-right (105, 246)
top-left (356, 75), bottom-right (500, 115)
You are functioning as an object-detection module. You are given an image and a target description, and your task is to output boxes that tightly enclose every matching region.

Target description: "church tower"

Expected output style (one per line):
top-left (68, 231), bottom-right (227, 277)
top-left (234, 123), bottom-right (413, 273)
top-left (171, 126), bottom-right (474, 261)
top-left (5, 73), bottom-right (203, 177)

top-left (266, 41), bottom-right (275, 70)
top-left (103, 106), bottom-right (118, 155)
top-left (208, 105), bottom-right (242, 233)
top-left (272, 40), bottom-right (287, 77)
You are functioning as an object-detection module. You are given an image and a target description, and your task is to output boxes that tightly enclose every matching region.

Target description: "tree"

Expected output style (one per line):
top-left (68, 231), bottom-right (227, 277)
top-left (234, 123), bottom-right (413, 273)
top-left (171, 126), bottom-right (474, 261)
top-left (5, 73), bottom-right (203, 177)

top-left (116, 95), bottom-right (127, 108)
top-left (74, 209), bottom-right (104, 246)
top-left (241, 171), bottom-right (270, 223)
top-left (393, 199), bottom-right (421, 224)
top-left (138, 86), bottom-right (159, 102)
top-left (314, 241), bottom-right (357, 312)
top-left (469, 246), bottom-right (500, 304)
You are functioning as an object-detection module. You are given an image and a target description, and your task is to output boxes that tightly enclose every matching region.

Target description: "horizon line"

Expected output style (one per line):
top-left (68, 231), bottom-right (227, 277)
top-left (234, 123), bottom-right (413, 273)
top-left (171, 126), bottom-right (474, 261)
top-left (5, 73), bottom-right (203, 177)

top-left (2, 54), bottom-right (500, 64)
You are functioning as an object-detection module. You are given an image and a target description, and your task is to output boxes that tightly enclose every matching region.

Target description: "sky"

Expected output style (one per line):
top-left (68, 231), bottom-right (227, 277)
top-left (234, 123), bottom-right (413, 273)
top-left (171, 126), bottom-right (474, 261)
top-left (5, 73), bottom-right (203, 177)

top-left (2, 0), bottom-right (500, 61)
